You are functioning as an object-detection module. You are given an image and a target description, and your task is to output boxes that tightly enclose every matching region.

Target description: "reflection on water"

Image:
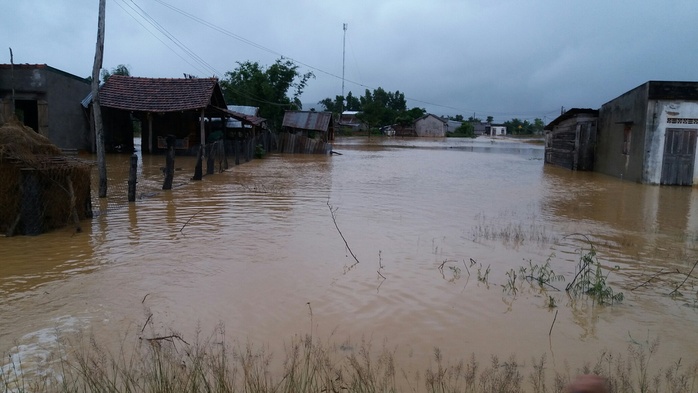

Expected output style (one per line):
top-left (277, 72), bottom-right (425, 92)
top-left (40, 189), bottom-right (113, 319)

top-left (1, 136), bottom-right (697, 377)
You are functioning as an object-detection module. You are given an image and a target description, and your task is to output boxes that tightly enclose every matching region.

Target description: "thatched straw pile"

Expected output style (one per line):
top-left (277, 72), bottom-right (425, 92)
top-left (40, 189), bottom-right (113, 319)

top-left (0, 117), bottom-right (92, 236)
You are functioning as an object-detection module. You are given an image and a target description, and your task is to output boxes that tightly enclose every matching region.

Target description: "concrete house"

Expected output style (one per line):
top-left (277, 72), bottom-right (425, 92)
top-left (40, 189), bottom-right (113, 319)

top-left (0, 64), bottom-right (92, 151)
top-left (595, 81), bottom-right (698, 185)
top-left (414, 114), bottom-right (447, 137)
top-left (544, 108), bottom-right (598, 171)
top-left (490, 125), bottom-right (507, 136)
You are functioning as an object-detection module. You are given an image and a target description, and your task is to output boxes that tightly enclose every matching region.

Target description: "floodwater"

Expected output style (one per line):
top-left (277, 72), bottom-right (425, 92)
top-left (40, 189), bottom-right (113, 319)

top-left (1, 136), bottom-right (697, 382)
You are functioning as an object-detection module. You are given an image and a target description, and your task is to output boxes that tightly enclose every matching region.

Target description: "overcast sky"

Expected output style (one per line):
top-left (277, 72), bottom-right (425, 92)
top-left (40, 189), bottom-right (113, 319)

top-left (3, 0), bottom-right (698, 123)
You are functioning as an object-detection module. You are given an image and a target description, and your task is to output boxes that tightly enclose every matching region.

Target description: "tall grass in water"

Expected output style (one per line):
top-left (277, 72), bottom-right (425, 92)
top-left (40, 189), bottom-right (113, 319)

top-left (2, 329), bottom-right (697, 393)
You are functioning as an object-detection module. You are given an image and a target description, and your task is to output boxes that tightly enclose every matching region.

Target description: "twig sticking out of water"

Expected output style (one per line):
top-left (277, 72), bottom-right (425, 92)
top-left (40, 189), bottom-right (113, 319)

top-left (377, 250), bottom-right (386, 280)
top-left (669, 259), bottom-right (698, 297)
top-left (549, 310), bottom-right (558, 336)
top-left (141, 313), bottom-right (153, 333)
top-left (179, 209), bottom-right (204, 233)
top-left (145, 334), bottom-right (189, 345)
top-left (327, 200), bottom-right (360, 267)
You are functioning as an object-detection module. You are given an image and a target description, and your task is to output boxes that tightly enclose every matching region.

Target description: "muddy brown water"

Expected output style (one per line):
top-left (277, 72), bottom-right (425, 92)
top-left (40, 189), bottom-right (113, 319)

top-left (1, 137), bottom-right (697, 380)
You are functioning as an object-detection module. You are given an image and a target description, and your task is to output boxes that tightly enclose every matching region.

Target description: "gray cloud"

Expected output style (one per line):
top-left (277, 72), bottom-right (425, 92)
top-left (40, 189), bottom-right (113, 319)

top-left (3, 0), bottom-right (698, 123)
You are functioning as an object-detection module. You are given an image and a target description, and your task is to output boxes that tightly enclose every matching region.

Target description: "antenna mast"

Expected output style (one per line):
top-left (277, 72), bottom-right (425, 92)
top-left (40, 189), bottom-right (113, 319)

top-left (341, 23), bottom-right (347, 113)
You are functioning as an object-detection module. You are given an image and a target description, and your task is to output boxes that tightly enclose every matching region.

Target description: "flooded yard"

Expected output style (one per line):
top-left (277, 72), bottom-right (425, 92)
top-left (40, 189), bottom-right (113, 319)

top-left (1, 136), bottom-right (697, 386)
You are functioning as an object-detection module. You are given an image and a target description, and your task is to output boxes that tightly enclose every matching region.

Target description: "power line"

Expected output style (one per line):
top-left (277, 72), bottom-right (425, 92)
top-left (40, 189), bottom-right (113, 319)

top-left (130, 0), bottom-right (557, 118)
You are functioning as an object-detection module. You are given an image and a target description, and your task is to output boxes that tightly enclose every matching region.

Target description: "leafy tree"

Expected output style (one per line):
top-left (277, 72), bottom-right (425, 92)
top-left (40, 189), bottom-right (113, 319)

top-left (467, 116), bottom-right (482, 123)
top-left (486, 115), bottom-right (494, 123)
top-left (503, 118), bottom-right (537, 135)
top-left (220, 58), bottom-right (314, 131)
top-left (345, 92), bottom-right (360, 111)
top-left (532, 118), bottom-right (545, 134)
top-left (395, 107), bottom-right (426, 126)
top-left (101, 64), bottom-right (130, 82)
top-left (318, 92), bottom-right (362, 114)
top-left (318, 95), bottom-right (344, 114)
top-left (356, 87), bottom-right (407, 129)
top-left (448, 122), bottom-right (475, 138)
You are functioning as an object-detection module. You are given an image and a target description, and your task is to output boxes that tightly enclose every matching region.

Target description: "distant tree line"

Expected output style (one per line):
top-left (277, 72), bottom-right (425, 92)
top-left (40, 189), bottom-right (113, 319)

top-left (319, 88), bottom-right (426, 130)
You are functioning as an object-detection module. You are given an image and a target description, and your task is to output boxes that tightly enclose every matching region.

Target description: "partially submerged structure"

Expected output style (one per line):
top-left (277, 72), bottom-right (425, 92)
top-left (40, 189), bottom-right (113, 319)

top-left (544, 108), bottom-right (598, 171)
top-left (0, 64), bottom-right (92, 151)
top-left (414, 114), bottom-right (447, 137)
top-left (0, 118), bottom-right (92, 236)
top-left (596, 81), bottom-right (698, 185)
top-left (94, 75), bottom-right (264, 154)
top-left (545, 81), bottom-right (698, 186)
top-left (279, 111), bottom-right (334, 154)
top-left (339, 111), bottom-right (366, 132)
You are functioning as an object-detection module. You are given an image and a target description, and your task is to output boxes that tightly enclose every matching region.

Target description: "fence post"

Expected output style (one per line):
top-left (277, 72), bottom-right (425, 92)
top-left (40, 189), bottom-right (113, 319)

top-left (162, 135), bottom-right (175, 190)
top-left (192, 144), bottom-right (203, 180)
top-left (128, 153), bottom-right (138, 202)
top-left (206, 143), bottom-right (214, 175)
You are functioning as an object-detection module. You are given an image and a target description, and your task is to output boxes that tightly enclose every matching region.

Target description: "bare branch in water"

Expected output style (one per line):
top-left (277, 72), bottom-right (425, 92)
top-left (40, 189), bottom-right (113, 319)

top-left (327, 200), bottom-right (360, 266)
top-left (145, 334), bottom-right (189, 345)
top-left (179, 209), bottom-right (204, 233)
top-left (669, 259), bottom-right (698, 296)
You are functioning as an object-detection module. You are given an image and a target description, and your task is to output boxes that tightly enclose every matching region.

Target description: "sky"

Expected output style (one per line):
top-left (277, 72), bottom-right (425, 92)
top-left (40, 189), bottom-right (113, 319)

top-left (3, 0), bottom-right (698, 123)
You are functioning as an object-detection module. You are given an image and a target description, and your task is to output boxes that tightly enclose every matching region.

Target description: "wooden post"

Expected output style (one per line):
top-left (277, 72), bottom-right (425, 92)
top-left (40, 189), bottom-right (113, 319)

top-left (147, 113), bottom-right (153, 154)
top-left (206, 143), bottom-right (214, 175)
top-left (199, 108), bottom-right (206, 147)
top-left (162, 135), bottom-right (175, 190)
top-left (128, 153), bottom-right (138, 202)
top-left (91, 0), bottom-right (107, 198)
top-left (67, 177), bottom-right (82, 233)
top-left (234, 134), bottom-right (241, 165)
top-left (192, 144), bottom-right (203, 180)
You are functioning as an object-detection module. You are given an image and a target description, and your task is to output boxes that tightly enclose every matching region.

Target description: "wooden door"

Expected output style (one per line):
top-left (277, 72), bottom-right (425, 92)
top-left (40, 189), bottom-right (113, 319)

top-left (661, 128), bottom-right (697, 185)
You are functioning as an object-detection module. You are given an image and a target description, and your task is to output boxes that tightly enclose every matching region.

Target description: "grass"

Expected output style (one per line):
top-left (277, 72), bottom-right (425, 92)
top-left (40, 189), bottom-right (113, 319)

top-left (2, 327), bottom-right (697, 393)
top-left (471, 214), bottom-right (557, 247)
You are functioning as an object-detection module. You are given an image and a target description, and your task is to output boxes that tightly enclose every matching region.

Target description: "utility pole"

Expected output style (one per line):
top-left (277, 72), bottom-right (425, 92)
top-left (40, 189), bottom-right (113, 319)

top-left (341, 23), bottom-right (347, 114)
top-left (9, 48), bottom-right (15, 118)
top-left (91, 0), bottom-right (107, 197)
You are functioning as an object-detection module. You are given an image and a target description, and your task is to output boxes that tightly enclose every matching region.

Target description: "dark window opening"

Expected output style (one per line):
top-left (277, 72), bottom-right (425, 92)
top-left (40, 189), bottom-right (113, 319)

top-left (15, 99), bottom-right (39, 132)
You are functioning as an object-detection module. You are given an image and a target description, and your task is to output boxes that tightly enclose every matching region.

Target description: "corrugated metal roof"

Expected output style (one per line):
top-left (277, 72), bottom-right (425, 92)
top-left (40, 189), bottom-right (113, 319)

top-left (282, 111), bottom-right (333, 132)
top-left (227, 105), bottom-right (258, 116)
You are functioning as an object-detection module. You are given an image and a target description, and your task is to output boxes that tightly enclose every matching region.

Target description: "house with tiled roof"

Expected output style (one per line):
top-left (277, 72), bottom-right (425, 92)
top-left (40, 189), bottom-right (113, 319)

top-left (92, 75), bottom-right (265, 154)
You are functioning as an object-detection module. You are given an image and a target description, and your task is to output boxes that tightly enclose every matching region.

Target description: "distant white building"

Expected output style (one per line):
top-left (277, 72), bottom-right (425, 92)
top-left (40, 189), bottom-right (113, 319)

top-left (490, 125), bottom-right (506, 136)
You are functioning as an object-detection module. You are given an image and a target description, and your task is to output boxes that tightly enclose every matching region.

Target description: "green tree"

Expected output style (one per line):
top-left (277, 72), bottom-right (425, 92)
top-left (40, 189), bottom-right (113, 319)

top-left (447, 122), bottom-right (474, 138)
top-left (318, 95), bottom-right (344, 114)
top-left (532, 118), bottom-right (545, 134)
top-left (220, 58), bottom-right (314, 131)
top-left (486, 115), bottom-right (494, 123)
top-left (395, 107), bottom-right (426, 126)
top-left (355, 87), bottom-right (407, 129)
top-left (101, 64), bottom-right (130, 82)
top-left (503, 118), bottom-right (534, 135)
top-left (345, 91), bottom-right (360, 111)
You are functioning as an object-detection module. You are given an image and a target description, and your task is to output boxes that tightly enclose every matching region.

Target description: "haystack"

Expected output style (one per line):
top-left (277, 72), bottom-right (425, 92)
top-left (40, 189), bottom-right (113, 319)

top-left (0, 117), bottom-right (93, 236)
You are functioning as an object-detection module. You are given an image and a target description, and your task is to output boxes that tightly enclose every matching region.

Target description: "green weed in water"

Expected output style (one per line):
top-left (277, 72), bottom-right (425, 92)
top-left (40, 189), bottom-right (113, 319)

top-left (565, 246), bottom-right (624, 305)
